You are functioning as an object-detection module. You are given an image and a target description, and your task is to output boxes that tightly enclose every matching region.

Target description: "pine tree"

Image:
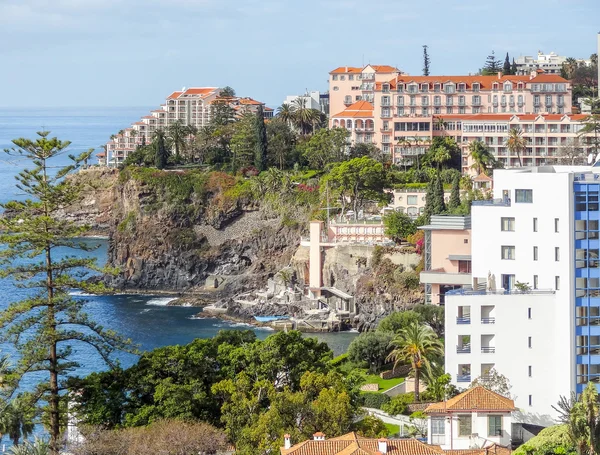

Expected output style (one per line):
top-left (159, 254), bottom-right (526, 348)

top-left (154, 129), bottom-right (169, 170)
top-left (423, 179), bottom-right (435, 224)
top-left (448, 173), bottom-right (461, 211)
top-left (482, 51), bottom-right (501, 75)
top-left (511, 58), bottom-right (518, 76)
top-left (254, 105), bottom-right (268, 171)
top-left (0, 132), bottom-right (130, 455)
top-left (434, 174), bottom-right (447, 214)
top-left (503, 53), bottom-right (511, 75)
top-left (422, 45), bottom-right (431, 76)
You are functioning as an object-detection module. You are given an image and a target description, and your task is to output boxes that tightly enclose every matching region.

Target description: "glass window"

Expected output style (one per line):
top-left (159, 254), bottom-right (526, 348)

top-left (501, 217), bottom-right (515, 231)
top-left (533, 218), bottom-right (538, 232)
top-left (556, 276), bottom-right (560, 290)
top-left (501, 246), bottom-right (515, 260)
top-left (407, 195), bottom-right (418, 205)
top-left (533, 275), bottom-right (538, 289)
top-left (515, 189), bottom-right (533, 203)
top-left (528, 336), bottom-right (532, 347)
top-left (488, 416), bottom-right (502, 436)
top-left (555, 218), bottom-right (559, 233)
top-left (431, 417), bottom-right (445, 444)
top-left (533, 246), bottom-right (538, 261)
top-left (458, 415), bottom-right (472, 436)
top-left (555, 247), bottom-right (560, 261)
top-left (529, 365), bottom-right (532, 377)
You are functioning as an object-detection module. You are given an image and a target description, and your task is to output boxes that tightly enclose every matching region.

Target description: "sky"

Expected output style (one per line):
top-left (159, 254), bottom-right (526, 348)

top-left (0, 0), bottom-right (598, 109)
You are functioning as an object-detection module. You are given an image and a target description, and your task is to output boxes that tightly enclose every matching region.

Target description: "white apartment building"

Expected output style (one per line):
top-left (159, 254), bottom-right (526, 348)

top-left (514, 52), bottom-right (592, 76)
top-left (284, 91), bottom-right (329, 115)
top-left (445, 165), bottom-right (600, 425)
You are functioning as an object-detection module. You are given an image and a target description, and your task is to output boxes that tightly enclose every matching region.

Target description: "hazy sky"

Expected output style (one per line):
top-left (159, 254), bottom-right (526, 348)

top-left (0, 0), bottom-right (598, 109)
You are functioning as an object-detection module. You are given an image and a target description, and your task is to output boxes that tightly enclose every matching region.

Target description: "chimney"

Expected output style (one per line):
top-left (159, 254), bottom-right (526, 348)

top-left (345, 66), bottom-right (348, 72)
top-left (530, 69), bottom-right (536, 80)
top-left (378, 438), bottom-right (388, 454)
top-left (313, 432), bottom-right (326, 441)
top-left (497, 71), bottom-right (502, 80)
top-left (284, 434), bottom-right (291, 450)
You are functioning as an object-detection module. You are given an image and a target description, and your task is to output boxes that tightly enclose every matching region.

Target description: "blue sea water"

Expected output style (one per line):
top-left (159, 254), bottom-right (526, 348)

top-left (0, 108), bottom-right (356, 383)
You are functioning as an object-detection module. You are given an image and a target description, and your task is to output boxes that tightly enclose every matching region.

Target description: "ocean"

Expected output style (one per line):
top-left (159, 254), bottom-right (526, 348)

top-left (0, 107), bottom-right (356, 384)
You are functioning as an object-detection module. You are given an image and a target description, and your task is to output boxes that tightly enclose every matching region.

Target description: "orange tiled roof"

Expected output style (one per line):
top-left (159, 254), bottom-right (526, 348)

top-left (167, 91), bottom-right (182, 99)
top-left (282, 433), bottom-right (444, 455)
top-left (330, 66), bottom-right (363, 74)
top-left (331, 101), bottom-right (374, 118)
top-left (529, 74), bottom-right (568, 83)
top-left (239, 97), bottom-right (264, 105)
top-left (445, 443), bottom-right (511, 455)
top-left (182, 87), bottom-right (218, 96)
top-left (474, 173), bottom-right (493, 182)
top-left (330, 65), bottom-right (400, 74)
top-left (385, 73), bottom-right (568, 90)
top-left (425, 386), bottom-right (515, 413)
top-left (369, 65), bottom-right (401, 73)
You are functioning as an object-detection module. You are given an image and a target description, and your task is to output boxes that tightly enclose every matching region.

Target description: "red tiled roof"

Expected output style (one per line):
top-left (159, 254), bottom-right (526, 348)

top-left (474, 173), bottom-right (493, 182)
top-left (330, 67), bottom-right (363, 74)
top-left (182, 87), bottom-right (218, 96)
top-left (369, 65), bottom-right (401, 73)
top-left (282, 433), bottom-right (444, 455)
top-left (96, 152), bottom-right (106, 157)
top-left (331, 101), bottom-right (374, 118)
top-left (529, 74), bottom-right (568, 83)
top-left (445, 444), bottom-right (512, 455)
top-left (385, 73), bottom-right (568, 90)
top-left (239, 97), bottom-right (263, 105)
top-left (425, 386), bottom-right (515, 413)
top-left (167, 91), bottom-right (182, 99)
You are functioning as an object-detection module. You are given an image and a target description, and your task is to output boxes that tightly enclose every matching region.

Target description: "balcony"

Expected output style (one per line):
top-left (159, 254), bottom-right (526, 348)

top-left (471, 198), bottom-right (511, 207)
top-left (472, 99), bottom-right (481, 106)
top-left (481, 346), bottom-right (496, 353)
top-left (481, 317), bottom-right (496, 324)
top-left (457, 375), bottom-right (471, 382)
top-left (420, 270), bottom-right (472, 286)
top-left (492, 101), bottom-right (498, 107)
top-left (457, 345), bottom-right (471, 354)
top-left (456, 317), bottom-right (471, 324)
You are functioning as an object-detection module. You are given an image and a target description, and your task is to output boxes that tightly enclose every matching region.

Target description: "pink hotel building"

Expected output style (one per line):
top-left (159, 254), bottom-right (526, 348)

top-left (100, 88), bottom-right (273, 167)
top-left (328, 65), bottom-right (592, 171)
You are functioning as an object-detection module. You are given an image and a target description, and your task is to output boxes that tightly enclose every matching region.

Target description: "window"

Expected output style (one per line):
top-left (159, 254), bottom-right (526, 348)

top-left (528, 308), bottom-right (532, 319)
top-left (431, 417), bottom-right (445, 445)
top-left (516, 189), bottom-right (533, 203)
top-left (533, 246), bottom-right (538, 261)
top-left (555, 218), bottom-right (559, 233)
top-left (533, 275), bottom-right (538, 289)
top-left (501, 217), bottom-right (515, 231)
top-left (458, 415), bottom-right (472, 436)
top-left (458, 260), bottom-right (471, 273)
top-left (501, 246), bottom-right (515, 260)
top-left (528, 365), bottom-right (532, 377)
top-left (349, 74), bottom-right (354, 80)
top-left (488, 416), bottom-right (502, 437)
top-left (528, 336), bottom-right (532, 348)
top-left (332, 75), bottom-right (338, 81)
top-left (407, 195), bottom-right (418, 205)
top-left (533, 218), bottom-right (538, 232)
top-left (555, 247), bottom-right (560, 261)
top-left (555, 276), bottom-right (560, 290)
top-left (529, 395), bottom-right (533, 406)
top-left (464, 239), bottom-right (469, 244)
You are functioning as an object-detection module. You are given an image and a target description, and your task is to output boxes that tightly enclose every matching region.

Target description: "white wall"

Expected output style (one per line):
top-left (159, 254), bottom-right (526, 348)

top-left (445, 293), bottom-right (561, 425)
top-left (427, 412), bottom-right (512, 450)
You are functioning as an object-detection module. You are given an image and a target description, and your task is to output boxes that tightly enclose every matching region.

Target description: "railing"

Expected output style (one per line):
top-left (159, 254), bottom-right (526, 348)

top-left (457, 345), bottom-right (471, 354)
top-left (446, 288), bottom-right (555, 296)
top-left (456, 317), bottom-right (471, 324)
top-left (472, 198), bottom-right (511, 207)
top-left (457, 374), bottom-right (471, 382)
top-left (481, 347), bottom-right (496, 353)
top-left (481, 317), bottom-right (496, 324)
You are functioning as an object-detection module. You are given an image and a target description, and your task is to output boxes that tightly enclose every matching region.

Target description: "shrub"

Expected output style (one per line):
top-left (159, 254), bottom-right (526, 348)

top-left (382, 393), bottom-right (414, 416)
top-left (360, 392), bottom-right (391, 409)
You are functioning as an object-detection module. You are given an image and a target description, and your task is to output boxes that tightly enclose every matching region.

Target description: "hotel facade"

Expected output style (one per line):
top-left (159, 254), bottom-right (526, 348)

top-left (327, 65), bottom-right (594, 172)
top-left (100, 88), bottom-right (272, 167)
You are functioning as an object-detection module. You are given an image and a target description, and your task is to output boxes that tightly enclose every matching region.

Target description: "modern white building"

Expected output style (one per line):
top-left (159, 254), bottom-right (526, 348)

top-left (284, 90), bottom-right (329, 115)
top-left (445, 164), bottom-right (600, 425)
top-left (514, 52), bottom-right (592, 75)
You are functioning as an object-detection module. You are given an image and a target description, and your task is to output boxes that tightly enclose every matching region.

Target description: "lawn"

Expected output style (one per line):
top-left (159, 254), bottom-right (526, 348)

top-left (362, 371), bottom-right (405, 392)
top-left (385, 423), bottom-right (400, 437)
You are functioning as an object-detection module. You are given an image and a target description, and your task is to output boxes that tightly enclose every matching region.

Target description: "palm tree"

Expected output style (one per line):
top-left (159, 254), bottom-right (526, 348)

top-left (277, 103), bottom-right (294, 126)
top-left (505, 127), bottom-right (527, 167)
top-left (431, 144), bottom-right (451, 171)
top-left (167, 120), bottom-right (187, 162)
top-left (468, 140), bottom-right (495, 174)
top-left (8, 437), bottom-right (49, 455)
top-left (291, 98), bottom-right (319, 135)
top-left (387, 322), bottom-right (444, 402)
top-left (0, 395), bottom-right (36, 446)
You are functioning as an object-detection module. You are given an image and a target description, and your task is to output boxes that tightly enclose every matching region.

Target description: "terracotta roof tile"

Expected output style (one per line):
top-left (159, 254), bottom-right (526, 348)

top-left (474, 173), bottom-right (493, 182)
top-left (331, 101), bottom-right (374, 118)
top-left (387, 73), bottom-right (568, 90)
top-left (167, 91), bottom-right (182, 99)
top-left (445, 443), bottom-right (511, 455)
top-left (330, 67), bottom-right (363, 74)
top-left (425, 386), bottom-right (515, 413)
top-left (282, 433), bottom-right (444, 455)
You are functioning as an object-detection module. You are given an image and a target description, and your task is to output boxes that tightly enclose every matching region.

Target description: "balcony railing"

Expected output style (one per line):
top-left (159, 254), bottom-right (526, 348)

top-left (456, 317), bottom-right (471, 324)
top-left (481, 347), bottom-right (496, 353)
top-left (481, 317), bottom-right (496, 324)
top-left (457, 345), bottom-right (471, 354)
top-left (471, 198), bottom-right (511, 207)
top-left (457, 374), bottom-right (471, 382)
top-left (446, 288), bottom-right (555, 296)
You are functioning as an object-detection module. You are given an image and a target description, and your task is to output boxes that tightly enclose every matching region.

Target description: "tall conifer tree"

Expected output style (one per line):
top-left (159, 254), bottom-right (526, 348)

top-left (0, 132), bottom-right (130, 455)
top-left (422, 45), bottom-right (431, 76)
top-left (254, 105), bottom-right (268, 171)
top-left (503, 53), bottom-right (511, 75)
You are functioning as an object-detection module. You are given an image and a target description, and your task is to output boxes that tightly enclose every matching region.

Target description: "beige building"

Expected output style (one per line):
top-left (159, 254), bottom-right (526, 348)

top-left (420, 215), bottom-right (472, 305)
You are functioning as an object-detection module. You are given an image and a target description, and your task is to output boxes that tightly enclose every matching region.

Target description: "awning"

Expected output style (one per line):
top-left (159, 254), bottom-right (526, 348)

top-left (448, 255), bottom-right (471, 261)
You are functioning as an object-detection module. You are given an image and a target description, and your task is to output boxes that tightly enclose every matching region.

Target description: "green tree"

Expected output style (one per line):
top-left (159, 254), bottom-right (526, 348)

top-left (506, 127), bottom-right (527, 167)
top-left (421, 363), bottom-right (459, 402)
top-left (291, 98), bottom-right (322, 135)
top-left (349, 143), bottom-right (384, 162)
top-left (324, 157), bottom-right (390, 216)
top-left (354, 415), bottom-right (388, 438)
top-left (347, 332), bottom-right (393, 373)
top-left (301, 128), bottom-right (349, 168)
top-left (422, 179), bottom-right (435, 224)
top-left (513, 425), bottom-right (575, 455)
top-left (422, 45), bottom-right (431, 76)
top-left (384, 212), bottom-right (417, 243)
top-left (276, 103), bottom-right (294, 125)
top-left (503, 52), bottom-right (511, 75)
top-left (0, 395), bottom-right (36, 446)
top-left (267, 119), bottom-right (296, 169)
top-left (448, 173), bottom-right (461, 211)
top-left (221, 86), bottom-right (236, 97)
top-left (0, 132), bottom-right (130, 455)
top-left (434, 174), bottom-right (446, 214)
top-left (230, 113), bottom-right (256, 171)
top-left (412, 304), bottom-right (445, 338)
top-left (511, 58), bottom-right (517, 76)
top-left (468, 140), bottom-right (496, 175)
top-left (482, 50), bottom-right (501, 75)
top-left (166, 120), bottom-right (187, 162)
top-left (254, 105), bottom-right (268, 171)
top-left (387, 322), bottom-right (444, 401)
top-left (377, 311), bottom-right (421, 334)
top-left (567, 383), bottom-right (600, 455)
top-left (381, 393), bottom-right (414, 416)
top-left (8, 437), bottom-right (49, 455)
top-left (579, 104), bottom-right (600, 156)
top-left (153, 129), bottom-right (169, 169)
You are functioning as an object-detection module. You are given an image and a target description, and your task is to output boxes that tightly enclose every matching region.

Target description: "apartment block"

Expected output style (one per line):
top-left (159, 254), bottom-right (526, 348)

top-left (101, 88), bottom-right (272, 167)
top-left (444, 165), bottom-right (600, 424)
top-left (328, 65), bottom-right (578, 167)
top-left (514, 51), bottom-right (592, 75)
